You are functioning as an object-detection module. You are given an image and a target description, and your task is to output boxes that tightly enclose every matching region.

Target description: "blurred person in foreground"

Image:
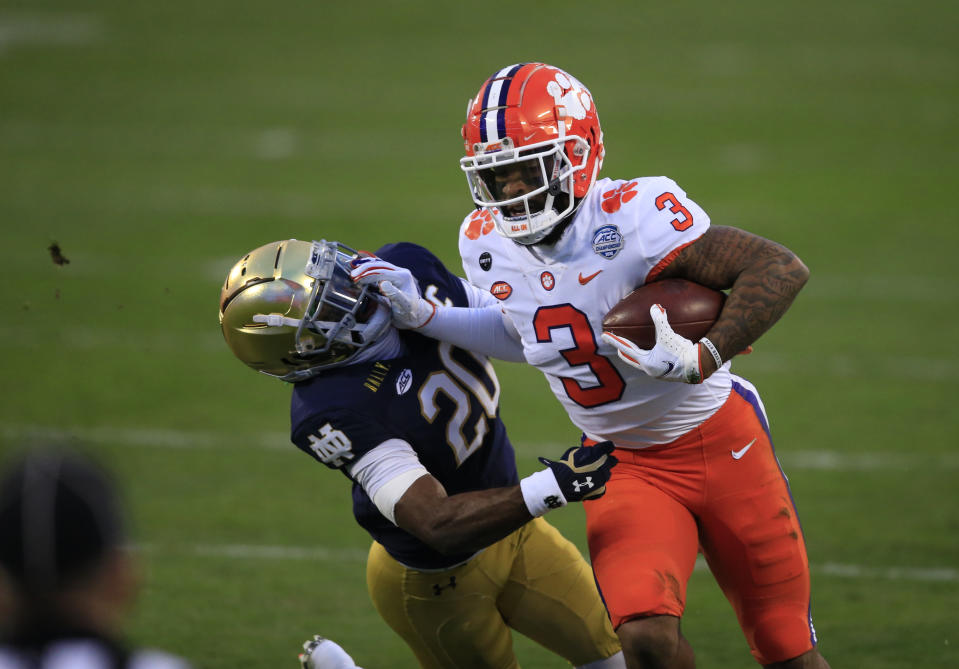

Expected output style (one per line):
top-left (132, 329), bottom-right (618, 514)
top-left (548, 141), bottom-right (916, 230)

top-left (0, 447), bottom-right (191, 668)
top-left (357, 63), bottom-right (831, 669)
top-left (219, 239), bottom-right (624, 669)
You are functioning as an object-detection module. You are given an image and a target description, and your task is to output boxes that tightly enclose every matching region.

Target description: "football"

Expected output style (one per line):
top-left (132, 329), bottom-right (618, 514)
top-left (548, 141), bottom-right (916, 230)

top-left (602, 279), bottom-right (726, 349)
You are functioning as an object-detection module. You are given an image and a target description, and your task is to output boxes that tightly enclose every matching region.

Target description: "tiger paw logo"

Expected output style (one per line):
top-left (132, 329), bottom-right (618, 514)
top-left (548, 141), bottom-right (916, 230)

top-left (464, 208), bottom-right (497, 240)
top-left (601, 181), bottom-right (639, 214)
top-left (546, 71), bottom-right (591, 120)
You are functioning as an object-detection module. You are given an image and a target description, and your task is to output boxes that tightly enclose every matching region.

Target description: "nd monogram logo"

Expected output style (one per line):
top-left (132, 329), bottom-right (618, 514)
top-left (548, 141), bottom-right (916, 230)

top-left (307, 423), bottom-right (354, 468)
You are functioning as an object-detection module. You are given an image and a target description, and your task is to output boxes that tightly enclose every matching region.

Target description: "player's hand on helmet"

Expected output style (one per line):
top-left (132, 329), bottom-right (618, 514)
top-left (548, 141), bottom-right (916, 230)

top-left (520, 441), bottom-right (617, 516)
top-left (299, 634), bottom-right (362, 669)
top-left (349, 256), bottom-right (435, 329)
top-left (601, 305), bottom-right (703, 384)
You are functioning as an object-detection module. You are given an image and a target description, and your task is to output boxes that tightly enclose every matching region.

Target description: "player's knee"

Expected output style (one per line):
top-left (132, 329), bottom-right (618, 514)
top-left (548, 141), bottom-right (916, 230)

top-left (750, 613), bottom-right (816, 666)
top-left (616, 615), bottom-right (686, 668)
top-left (762, 649), bottom-right (830, 669)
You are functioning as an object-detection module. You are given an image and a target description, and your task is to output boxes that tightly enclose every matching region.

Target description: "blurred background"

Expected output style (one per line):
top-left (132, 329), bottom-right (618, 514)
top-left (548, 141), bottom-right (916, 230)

top-left (1, 0), bottom-right (956, 667)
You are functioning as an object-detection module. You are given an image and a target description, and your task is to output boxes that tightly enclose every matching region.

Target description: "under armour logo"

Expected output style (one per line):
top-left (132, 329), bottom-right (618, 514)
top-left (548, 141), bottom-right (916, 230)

top-left (433, 576), bottom-right (457, 596)
top-left (572, 477), bottom-right (594, 492)
top-left (544, 495), bottom-right (563, 509)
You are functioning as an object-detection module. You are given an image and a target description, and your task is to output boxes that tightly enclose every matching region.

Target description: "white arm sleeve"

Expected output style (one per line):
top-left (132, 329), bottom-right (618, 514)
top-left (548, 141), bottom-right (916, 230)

top-left (346, 439), bottom-right (429, 525)
top-left (459, 276), bottom-right (498, 308)
top-left (418, 280), bottom-right (526, 362)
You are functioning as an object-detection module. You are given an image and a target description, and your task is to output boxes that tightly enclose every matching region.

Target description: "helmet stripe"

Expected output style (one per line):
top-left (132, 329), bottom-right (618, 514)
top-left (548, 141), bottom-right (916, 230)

top-left (479, 63), bottom-right (524, 143)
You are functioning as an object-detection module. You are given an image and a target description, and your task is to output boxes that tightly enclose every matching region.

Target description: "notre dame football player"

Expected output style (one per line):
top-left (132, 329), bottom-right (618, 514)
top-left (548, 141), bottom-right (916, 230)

top-left (219, 239), bottom-right (624, 669)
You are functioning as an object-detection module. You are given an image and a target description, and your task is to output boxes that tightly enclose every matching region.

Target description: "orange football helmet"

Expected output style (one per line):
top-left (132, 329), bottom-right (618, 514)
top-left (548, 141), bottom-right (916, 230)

top-left (460, 63), bottom-right (605, 245)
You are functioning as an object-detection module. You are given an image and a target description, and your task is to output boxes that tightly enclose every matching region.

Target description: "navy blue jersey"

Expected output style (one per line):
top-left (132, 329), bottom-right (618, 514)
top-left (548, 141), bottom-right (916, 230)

top-left (290, 243), bottom-right (519, 570)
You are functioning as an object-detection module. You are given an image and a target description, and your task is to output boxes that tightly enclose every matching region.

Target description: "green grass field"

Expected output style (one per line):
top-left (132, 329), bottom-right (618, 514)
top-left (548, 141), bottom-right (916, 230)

top-left (1, 1), bottom-right (957, 666)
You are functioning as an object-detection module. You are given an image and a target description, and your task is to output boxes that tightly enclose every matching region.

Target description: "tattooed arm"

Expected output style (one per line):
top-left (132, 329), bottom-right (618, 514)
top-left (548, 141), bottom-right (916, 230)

top-left (655, 225), bottom-right (810, 379)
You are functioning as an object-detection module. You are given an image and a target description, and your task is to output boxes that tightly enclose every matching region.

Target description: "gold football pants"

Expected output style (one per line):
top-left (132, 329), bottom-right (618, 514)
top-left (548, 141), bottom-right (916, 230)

top-left (366, 516), bottom-right (620, 668)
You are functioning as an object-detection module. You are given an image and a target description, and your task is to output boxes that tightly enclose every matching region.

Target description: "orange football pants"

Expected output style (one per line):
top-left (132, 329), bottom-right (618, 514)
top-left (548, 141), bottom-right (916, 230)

top-left (584, 380), bottom-right (818, 665)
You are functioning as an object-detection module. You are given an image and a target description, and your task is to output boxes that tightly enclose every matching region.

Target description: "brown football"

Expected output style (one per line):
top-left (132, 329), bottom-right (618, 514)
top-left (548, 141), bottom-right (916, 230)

top-left (602, 279), bottom-right (726, 349)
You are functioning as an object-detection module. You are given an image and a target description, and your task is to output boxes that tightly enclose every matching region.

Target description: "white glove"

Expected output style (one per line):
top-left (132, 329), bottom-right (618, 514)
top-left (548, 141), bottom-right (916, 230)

top-left (349, 257), bottom-right (435, 329)
top-left (601, 305), bottom-right (703, 384)
top-left (299, 635), bottom-right (362, 669)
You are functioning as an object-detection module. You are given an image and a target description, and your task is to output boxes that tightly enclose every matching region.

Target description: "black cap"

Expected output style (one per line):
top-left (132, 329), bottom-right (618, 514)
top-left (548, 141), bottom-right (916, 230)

top-left (0, 448), bottom-right (126, 595)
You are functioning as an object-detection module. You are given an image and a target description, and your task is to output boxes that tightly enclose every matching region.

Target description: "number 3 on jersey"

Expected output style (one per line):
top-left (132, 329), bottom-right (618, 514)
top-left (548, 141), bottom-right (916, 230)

top-left (655, 192), bottom-right (694, 231)
top-left (533, 304), bottom-right (625, 408)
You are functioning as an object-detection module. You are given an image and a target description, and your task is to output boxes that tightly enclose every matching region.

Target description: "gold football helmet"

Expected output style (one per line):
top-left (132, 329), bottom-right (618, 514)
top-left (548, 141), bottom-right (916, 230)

top-left (219, 239), bottom-right (390, 382)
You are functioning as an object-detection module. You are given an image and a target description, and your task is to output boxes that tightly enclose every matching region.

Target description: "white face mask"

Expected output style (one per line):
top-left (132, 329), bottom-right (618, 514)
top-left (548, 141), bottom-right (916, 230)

top-left (461, 136), bottom-right (590, 245)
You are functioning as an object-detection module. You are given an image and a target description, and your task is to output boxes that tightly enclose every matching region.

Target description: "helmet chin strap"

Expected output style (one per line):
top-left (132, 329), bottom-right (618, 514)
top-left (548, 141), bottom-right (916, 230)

top-left (537, 212), bottom-right (576, 247)
top-left (509, 185), bottom-right (576, 245)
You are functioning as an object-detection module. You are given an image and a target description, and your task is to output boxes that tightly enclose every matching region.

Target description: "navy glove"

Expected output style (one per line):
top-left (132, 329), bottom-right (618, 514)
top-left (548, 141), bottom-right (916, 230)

top-left (539, 441), bottom-right (617, 502)
top-left (520, 441), bottom-right (618, 515)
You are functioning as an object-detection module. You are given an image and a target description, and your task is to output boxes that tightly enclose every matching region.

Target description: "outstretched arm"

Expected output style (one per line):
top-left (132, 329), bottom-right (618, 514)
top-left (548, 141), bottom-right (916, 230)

top-left (394, 476), bottom-right (531, 555)
top-left (350, 257), bottom-right (527, 362)
top-left (350, 440), bottom-right (617, 556)
top-left (656, 225), bottom-right (810, 377)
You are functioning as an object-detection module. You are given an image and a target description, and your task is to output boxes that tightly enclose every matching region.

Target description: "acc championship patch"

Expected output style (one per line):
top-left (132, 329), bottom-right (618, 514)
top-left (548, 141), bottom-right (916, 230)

top-left (591, 224), bottom-right (624, 259)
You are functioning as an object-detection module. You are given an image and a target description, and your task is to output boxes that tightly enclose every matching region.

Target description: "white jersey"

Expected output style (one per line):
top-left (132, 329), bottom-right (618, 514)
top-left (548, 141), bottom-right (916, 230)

top-left (458, 176), bottom-right (733, 447)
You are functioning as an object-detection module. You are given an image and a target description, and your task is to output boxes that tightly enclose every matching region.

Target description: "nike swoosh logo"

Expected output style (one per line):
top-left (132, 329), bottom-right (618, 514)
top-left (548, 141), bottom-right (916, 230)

top-left (656, 361), bottom-right (675, 378)
top-left (731, 439), bottom-right (757, 460)
top-left (578, 270), bottom-right (602, 285)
